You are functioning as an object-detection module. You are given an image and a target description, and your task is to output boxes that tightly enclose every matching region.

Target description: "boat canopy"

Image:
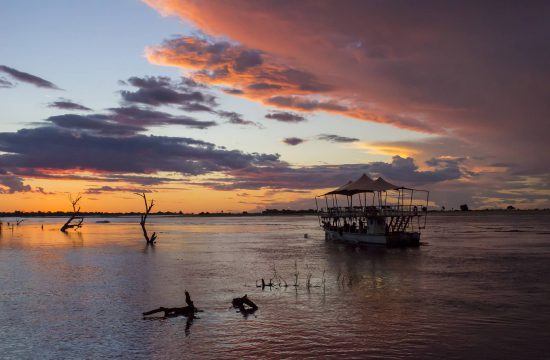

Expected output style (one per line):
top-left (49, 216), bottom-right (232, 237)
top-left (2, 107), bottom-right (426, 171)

top-left (324, 174), bottom-right (400, 195)
top-left (324, 180), bottom-right (353, 195)
top-left (343, 173), bottom-right (376, 194)
top-left (374, 177), bottom-right (400, 191)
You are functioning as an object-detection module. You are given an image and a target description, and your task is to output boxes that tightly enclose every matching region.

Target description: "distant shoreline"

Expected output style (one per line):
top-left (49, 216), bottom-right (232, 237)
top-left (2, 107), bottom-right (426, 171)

top-left (1, 208), bottom-right (549, 219)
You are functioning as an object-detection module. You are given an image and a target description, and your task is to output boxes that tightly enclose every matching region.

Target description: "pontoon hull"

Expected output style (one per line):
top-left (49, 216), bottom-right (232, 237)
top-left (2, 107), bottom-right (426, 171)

top-left (324, 229), bottom-right (420, 247)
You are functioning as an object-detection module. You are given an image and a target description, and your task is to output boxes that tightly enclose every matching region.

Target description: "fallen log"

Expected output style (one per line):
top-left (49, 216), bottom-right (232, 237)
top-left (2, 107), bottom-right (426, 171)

top-left (232, 294), bottom-right (258, 316)
top-left (142, 306), bottom-right (196, 318)
top-left (143, 291), bottom-right (200, 318)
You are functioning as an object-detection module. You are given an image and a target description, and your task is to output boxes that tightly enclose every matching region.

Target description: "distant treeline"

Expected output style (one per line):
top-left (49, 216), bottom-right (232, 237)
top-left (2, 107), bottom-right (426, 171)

top-left (0, 208), bottom-right (548, 218)
top-left (0, 209), bottom-right (318, 218)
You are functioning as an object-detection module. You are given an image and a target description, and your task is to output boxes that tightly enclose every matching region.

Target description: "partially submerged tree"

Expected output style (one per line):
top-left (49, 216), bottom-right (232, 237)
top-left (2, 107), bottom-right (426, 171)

top-left (60, 194), bottom-right (84, 232)
top-left (136, 192), bottom-right (157, 244)
top-left (143, 290), bottom-right (200, 318)
top-left (232, 294), bottom-right (258, 317)
top-left (142, 291), bottom-right (200, 336)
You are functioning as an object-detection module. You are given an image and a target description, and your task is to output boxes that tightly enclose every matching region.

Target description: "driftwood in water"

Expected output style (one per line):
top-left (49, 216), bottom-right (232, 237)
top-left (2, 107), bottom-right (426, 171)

top-left (135, 192), bottom-right (157, 244)
top-left (60, 195), bottom-right (84, 233)
top-left (232, 294), bottom-right (258, 316)
top-left (143, 291), bottom-right (200, 318)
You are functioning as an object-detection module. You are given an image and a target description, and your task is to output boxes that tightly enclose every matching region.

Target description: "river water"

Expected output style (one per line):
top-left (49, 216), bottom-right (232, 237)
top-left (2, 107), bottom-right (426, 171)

top-left (1, 213), bottom-right (549, 359)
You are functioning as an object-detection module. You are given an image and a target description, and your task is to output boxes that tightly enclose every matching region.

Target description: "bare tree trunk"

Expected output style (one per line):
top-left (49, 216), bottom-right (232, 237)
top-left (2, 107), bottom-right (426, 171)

top-left (136, 192), bottom-right (157, 244)
top-left (60, 195), bottom-right (83, 232)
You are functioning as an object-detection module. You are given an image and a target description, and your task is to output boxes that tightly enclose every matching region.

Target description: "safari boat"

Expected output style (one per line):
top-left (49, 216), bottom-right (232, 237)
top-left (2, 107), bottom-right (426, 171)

top-left (315, 174), bottom-right (429, 247)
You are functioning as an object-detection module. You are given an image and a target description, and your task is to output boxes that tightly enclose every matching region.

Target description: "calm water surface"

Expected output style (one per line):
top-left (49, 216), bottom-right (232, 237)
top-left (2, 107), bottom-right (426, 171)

top-left (1, 213), bottom-right (550, 359)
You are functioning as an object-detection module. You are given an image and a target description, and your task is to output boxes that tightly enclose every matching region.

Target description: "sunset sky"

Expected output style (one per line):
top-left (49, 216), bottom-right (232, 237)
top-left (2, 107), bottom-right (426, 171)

top-left (1, 0), bottom-right (549, 212)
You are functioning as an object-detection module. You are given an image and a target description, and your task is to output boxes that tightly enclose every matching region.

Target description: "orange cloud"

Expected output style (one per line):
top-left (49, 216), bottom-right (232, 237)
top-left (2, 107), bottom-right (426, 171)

top-left (146, 36), bottom-right (331, 97)
top-left (146, 36), bottom-right (436, 133)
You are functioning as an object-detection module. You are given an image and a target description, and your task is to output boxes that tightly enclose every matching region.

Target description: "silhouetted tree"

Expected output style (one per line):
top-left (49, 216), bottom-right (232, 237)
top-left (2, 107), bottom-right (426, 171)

top-left (136, 192), bottom-right (157, 244)
top-left (60, 194), bottom-right (84, 232)
top-left (459, 204), bottom-right (469, 211)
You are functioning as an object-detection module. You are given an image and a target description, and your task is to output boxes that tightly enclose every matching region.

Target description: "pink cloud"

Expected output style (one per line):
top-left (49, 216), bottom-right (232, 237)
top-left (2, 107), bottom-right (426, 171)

top-left (145, 0), bottom-right (550, 173)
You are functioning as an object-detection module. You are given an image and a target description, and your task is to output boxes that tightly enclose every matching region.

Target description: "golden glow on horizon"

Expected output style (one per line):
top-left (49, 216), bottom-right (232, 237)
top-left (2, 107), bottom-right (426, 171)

top-left (354, 142), bottom-right (419, 158)
top-left (1, 177), bottom-right (320, 213)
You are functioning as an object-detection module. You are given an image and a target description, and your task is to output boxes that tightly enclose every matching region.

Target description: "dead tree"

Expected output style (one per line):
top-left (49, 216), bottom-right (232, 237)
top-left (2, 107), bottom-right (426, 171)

top-left (136, 192), bottom-right (157, 244)
top-left (143, 291), bottom-right (200, 319)
top-left (60, 194), bottom-right (84, 232)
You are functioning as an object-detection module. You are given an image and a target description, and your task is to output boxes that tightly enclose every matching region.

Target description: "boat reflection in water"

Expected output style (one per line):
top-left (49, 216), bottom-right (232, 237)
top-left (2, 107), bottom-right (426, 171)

top-left (316, 174), bottom-right (429, 246)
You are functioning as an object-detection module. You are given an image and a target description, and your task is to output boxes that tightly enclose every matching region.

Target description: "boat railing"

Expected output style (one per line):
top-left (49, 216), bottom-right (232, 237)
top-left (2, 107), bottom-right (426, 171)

top-left (318, 204), bottom-right (426, 218)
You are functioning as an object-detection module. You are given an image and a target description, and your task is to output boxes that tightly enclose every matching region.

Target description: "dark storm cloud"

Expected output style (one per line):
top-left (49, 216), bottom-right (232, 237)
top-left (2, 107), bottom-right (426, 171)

top-left (43, 106), bottom-right (217, 137)
top-left (0, 125), bottom-right (279, 176)
top-left (120, 75), bottom-right (216, 108)
top-left (0, 173), bottom-right (32, 193)
top-left (84, 185), bottom-right (153, 195)
top-left (282, 137), bottom-right (305, 146)
top-left (266, 96), bottom-right (347, 112)
top-left (180, 102), bottom-right (215, 112)
top-left (48, 99), bottom-right (92, 111)
top-left (120, 75), bottom-right (258, 127)
top-left (46, 114), bottom-right (144, 136)
top-left (109, 106), bottom-right (217, 129)
top-left (216, 110), bottom-right (257, 126)
top-left (12, 168), bottom-right (178, 186)
top-left (265, 111), bottom-right (306, 123)
top-left (366, 156), bottom-right (463, 185)
top-left (103, 174), bottom-right (177, 185)
top-left (317, 134), bottom-right (359, 143)
top-left (223, 88), bottom-right (244, 95)
top-left (197, 155), bottom-right (463, 191)
top-left (234, 49), bottom-right (263, 71)
top-left (0, 65), bottom-right (60, 89)
top-left (0, 115), bottom-right (467, 202)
